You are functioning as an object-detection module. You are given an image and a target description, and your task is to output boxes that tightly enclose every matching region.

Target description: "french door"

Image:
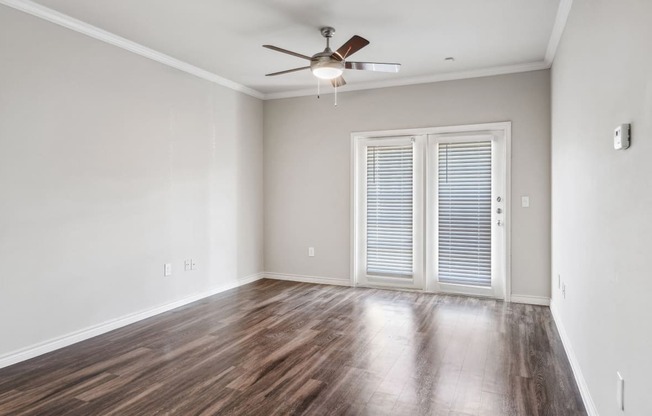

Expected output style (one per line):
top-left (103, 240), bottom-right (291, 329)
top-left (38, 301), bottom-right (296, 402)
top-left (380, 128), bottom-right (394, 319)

top-left (426, 133), bottom-right (506, 298)
top-left (353, 124), bottom-right (508, 298)
top-left (355, 136), bottom-right (425, 290)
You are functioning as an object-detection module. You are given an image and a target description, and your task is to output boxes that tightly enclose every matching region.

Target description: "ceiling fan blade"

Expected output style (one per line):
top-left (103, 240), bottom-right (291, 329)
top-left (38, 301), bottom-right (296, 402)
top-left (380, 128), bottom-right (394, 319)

top-left (345, 62), bottom-right (401, 73)
top-left (263, 45), bottom-right (312, 61)
top-left (330, 76), bottom-right (346, 88)
top-left (332, 35), bottom-right (369, 60)
top-left (266, 66), bottom-right (310, 76)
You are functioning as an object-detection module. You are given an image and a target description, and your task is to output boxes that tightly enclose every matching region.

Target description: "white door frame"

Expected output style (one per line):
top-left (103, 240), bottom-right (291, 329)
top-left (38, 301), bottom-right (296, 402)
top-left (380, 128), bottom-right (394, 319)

top-left (427, 132), bottom-right (507, 299)
top-left (353, 135), bottom-right (426, 290)
top-left (351, 122), bottom-right (512, 301)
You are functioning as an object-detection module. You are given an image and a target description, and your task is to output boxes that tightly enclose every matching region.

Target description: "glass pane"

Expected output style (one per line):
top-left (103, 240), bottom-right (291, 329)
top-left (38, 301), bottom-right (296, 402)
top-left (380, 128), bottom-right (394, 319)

top-left (366, 144), bottom-right (414, 278)
top-left (438, 141), bottom-right (492, 286)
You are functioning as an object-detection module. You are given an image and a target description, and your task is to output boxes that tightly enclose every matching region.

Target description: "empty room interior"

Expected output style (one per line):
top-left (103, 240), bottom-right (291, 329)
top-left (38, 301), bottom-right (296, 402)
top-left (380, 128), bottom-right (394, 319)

top-left (0, 0), bottom-right (650, 415)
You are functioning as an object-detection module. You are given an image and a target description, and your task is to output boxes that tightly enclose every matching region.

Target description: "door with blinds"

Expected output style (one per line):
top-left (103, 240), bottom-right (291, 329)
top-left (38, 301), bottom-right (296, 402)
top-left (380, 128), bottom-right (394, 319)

top-left (355, 136), bottom-right (424, 290)
top-left (353, 126), bottom-right (507, 297)
top-left (428, 133), bottom-right (506, 298)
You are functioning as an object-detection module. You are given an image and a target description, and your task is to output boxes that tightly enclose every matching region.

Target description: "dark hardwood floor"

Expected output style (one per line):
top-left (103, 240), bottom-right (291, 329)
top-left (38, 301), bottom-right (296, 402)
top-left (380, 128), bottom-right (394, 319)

top-left (0, 279), bottom-right (586, 416)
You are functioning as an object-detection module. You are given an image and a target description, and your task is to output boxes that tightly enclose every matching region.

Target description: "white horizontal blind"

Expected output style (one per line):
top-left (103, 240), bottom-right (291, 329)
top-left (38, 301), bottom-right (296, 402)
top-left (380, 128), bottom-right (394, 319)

top-left (437, 141), bottom-right (492, 286)
top-left (366, 143), bottom-right (414, 278)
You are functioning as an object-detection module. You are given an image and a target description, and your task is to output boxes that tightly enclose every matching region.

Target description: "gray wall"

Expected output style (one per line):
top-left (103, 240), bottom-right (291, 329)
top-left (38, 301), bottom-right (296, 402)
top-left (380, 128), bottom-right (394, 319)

top-left (264, 70), bottom-right (551, 299)
top-left (551, 0), bottom-right (652, 415)
top-left (0, 7), bottom-right (263, 358)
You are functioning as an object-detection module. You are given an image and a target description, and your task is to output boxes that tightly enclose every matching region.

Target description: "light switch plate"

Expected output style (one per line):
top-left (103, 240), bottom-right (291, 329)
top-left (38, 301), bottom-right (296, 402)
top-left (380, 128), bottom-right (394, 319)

top-left (614, 124), bottom-right (630, 150)
top-left (521, 196), bottom-right (530, 208)
top-left (164, 264), bottom-right (172, 277)
top-left (308, 247), bottom-right (315, 257)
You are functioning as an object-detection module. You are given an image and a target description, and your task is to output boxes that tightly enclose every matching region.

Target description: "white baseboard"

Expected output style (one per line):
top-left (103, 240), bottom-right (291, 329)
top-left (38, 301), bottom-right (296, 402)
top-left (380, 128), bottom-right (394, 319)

top-left (550, 301), bottom-right (599, 416)
top-left (510, 294), bottom-right (551, 306)
top-left (265, 272), bottom-right (352, 287)
top-left (238, 271), bottom-right (265, 285)
top-left (265, 274), bottom-right (553, 307)
top-left (0, 272), bottom-right (264, 370)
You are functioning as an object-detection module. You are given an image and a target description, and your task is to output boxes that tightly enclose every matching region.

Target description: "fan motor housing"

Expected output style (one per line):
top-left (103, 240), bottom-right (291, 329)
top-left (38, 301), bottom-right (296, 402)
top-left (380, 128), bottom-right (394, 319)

top-left (310, 53), bottom-right (344, 79)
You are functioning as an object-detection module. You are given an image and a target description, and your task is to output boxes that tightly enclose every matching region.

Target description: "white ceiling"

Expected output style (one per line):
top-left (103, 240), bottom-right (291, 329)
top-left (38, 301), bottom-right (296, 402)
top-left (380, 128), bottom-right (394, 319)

top-left (27, 0), bottom-right (563, 98)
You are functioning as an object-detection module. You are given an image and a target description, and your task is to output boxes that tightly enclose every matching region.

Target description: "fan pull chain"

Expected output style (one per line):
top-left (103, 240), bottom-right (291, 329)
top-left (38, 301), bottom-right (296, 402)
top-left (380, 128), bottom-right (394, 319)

top-left (334, 85), bottom-right (338, 106)
top-left (317, 79), bottom-right (320, 99)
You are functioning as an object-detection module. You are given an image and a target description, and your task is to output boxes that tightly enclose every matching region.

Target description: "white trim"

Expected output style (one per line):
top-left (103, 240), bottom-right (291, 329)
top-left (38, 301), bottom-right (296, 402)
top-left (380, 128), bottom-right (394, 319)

top-left (435, 283), bottom-right (496, 299)
top-left (426, 132), bottom-right (506, 299)
top-left (353, 135), bottom-right (426, 291)
top-left (265, 0), bottom-right (571, 99)
top-left (351, 122), bottom-right (513, 139)
top-left (237, 271), bottom-right (266, 285)
top-left (1, 0), bottom-right (569, 100)
top-left (0, 0), bottom-right (265, 99)
top-left (267, 273), bottom-right (548, 307)
top-left (550, 301), bottom-right (599, 416)
top-left (0, 272), bottom-right (264, 369)
top-left (510, 294), bottom-right (550, 306)
top-left (351, 122), bottom-right (512, 300)
top-left (545, 0), bottom-right (574, 65)
top-left (504, 122), bottom-right (512, 302)
top-left (265, 272), bottom-right (352, 287)
top-left (350, 136), bottom-right (358, 287)
top-left (265, 61), bottom-right (550, 100)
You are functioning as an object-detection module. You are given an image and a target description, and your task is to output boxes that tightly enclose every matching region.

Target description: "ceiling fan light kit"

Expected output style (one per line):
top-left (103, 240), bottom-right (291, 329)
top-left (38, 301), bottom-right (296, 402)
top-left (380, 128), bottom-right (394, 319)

top-left (263, 26), bottom-right (401, 104)
top-left (311, 61), bottom-right (344, 80)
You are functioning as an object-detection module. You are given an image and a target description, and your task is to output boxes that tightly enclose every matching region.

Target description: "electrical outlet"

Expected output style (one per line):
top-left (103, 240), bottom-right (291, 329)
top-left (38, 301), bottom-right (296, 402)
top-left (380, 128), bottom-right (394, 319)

top-left (164, 264), bottom-right (172, 277)
top-left (191, 259), bottom-right (197, 270)
top-left (184, 259), bottom-right (191, 271)
top-left (617, 372), bottom-right (625, 411)
top-left (562, 283), bottom-right (566, 299)
top-left (308, 247), bottom-right (315, 257)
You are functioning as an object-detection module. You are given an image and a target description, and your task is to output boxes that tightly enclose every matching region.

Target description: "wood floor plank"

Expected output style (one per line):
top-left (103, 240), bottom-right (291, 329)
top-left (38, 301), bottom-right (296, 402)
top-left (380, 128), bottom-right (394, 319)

top-left (0, 280), bottom-right (586, 415)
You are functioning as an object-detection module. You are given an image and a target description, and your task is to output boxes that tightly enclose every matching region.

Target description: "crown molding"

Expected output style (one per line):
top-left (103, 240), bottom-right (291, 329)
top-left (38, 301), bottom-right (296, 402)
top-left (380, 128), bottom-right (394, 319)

top-left (0, 0), bottom-right (265, 99)
top-left (264, 60), bottom-right (550, 100)
top-left (2, 0), bottom-right (571, 101)
top-left (545, 0), bottom-right (574, 65)
top-left (267, 0), bottom-right (572, 101)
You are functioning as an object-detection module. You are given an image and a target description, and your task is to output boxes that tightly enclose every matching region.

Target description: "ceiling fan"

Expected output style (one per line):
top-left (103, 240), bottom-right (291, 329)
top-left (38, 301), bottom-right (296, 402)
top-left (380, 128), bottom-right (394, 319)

top-left (263, 27), bottom-right (401, 88)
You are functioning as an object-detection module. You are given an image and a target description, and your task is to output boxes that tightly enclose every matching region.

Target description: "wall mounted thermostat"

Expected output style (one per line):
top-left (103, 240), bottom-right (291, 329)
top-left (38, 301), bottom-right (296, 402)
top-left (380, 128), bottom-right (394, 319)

top-left (614, 124), bottom-right (630, 150)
